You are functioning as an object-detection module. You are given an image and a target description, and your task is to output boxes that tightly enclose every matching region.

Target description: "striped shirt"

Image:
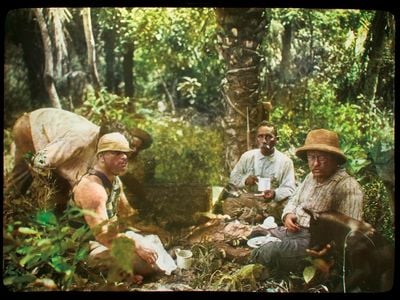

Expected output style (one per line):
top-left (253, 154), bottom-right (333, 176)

top-left (282, 168), bottom-right (364, 227)
top-left (229, 148), bottom-right (296, 202)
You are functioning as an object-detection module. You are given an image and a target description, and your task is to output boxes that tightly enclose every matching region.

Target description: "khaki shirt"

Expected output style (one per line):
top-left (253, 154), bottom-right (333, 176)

top-left (30, 108), bottom-right (100, 186)
top-left (282, 168), bottom-right (364, 227)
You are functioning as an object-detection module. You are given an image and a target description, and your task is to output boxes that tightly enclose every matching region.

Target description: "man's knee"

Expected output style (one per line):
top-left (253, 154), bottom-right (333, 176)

top-left (222, 197), bottom-right (240, 215)
top-left (250, 242), bottom-right (280, 266)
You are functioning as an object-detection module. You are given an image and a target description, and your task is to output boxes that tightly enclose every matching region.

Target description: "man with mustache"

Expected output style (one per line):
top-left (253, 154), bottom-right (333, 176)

top-left (222, 121), bottom-right (296, 224)
top-left (249, 129), bottom-right (364, 275)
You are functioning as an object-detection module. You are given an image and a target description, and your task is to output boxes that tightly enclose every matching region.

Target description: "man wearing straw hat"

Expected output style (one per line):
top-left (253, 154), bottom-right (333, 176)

top-left (71, 132), bottom-right (176, 284)
top-left (249, 128), bottom-right (364, 274)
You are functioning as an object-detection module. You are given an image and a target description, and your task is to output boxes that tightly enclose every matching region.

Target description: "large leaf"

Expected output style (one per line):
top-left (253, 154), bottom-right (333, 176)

top-left (303, 265), bottom-right (316, 284)
top-left (110, 236), bottom-right (135, 274)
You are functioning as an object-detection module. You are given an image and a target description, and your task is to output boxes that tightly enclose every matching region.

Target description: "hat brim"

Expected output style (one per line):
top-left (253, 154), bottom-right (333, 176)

top-left (295, 144), bottom-right (347, 165)
top-left (96, 147), bottom-right (134, 155)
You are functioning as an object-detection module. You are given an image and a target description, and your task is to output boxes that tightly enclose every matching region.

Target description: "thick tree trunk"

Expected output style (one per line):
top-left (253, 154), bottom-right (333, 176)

top-left (82, 8), bottom-right (101, 95)
top-left (33, 8), bottom-right (62, 109)
top-left (360, 11), bottom-right (387, 101)
top-left (123, 42), bottom-right (134, 98)
top-left (10, 9), bottom-right (47, 104)
top-left (215, 8), bottom-right (267, 171)
top-left (280, 22), bottom-right (292, 83)
top-left (104, 28), bottom-right (116, 93)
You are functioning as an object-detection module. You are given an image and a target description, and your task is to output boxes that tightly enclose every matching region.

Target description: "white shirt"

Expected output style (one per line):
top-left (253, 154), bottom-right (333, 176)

top-left (229, 148), bottom-right (296, 202)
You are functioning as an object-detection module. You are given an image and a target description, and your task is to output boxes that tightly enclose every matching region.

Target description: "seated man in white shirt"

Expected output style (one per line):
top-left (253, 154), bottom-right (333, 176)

top-left (222, 121), bottom-right (296, 224)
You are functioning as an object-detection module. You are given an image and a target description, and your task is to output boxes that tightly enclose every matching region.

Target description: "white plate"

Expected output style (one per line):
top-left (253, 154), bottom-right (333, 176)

top-left (247, 236), bottom-right (281, 248)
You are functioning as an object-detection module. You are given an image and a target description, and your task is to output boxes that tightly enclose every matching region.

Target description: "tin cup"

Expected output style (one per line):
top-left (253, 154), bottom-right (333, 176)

top-left (257, 177), bottom-right (271, 192)
top-left (175, 249), bottom-right (193, 270)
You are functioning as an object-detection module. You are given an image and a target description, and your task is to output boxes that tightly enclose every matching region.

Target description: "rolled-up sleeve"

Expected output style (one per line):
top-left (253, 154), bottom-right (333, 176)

top-left (229, 152), bottom-right (254, 188)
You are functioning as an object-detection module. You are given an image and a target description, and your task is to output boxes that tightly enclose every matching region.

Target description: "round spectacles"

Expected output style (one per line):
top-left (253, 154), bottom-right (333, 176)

top-left (307, 154), bottom-right (329, 163)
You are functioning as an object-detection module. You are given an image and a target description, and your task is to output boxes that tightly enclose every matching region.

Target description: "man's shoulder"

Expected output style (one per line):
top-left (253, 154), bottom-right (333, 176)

top-left (274, 149), bottom-right (294, 162)
top-left (240, 149), bottom-right (259, 158)
top-left (332, 169), bottom-right (360, 186)
top-left (74, 174), bottom-right (105, 193)
top-left (74, 175), bottom-right (107, 206)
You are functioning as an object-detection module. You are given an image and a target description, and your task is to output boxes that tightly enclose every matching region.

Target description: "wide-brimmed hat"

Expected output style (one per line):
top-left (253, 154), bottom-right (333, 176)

top-left (96, 132), bottom-right (133, 155)
top-left (130, 127), bottom-right (153, 150)
top-left (295, 129), bottom-right (346, 164)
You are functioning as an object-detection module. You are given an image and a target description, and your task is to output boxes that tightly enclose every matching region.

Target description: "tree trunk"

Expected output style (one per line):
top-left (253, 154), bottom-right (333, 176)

top-left (360, 11), bottom-right (387, 101)
top-left (123, 42), bottom-right (134, 98)
top-left (33, 8), bottom-right (62, 109)
top-left (104, 27), bottom-right (115, 93)
top-left (8, 9), bottom-right (47, 104)
top-left (279, 22), bottom-right (292, 83)
top-left (215, 8), bottom-right (267, 171)
top-left (82, 8), bottom-right (101, 95)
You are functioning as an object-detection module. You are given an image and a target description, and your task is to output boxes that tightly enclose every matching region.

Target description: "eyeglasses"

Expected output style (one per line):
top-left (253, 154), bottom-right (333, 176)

top-left (307, 154), bottom-right (330, 163)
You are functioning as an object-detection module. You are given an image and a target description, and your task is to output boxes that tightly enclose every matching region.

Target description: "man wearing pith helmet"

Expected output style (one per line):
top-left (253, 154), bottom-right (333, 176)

top-left (6, 107), bottom-right (153, 213)
top-left (249, 128), bottom-right (364, 275)
top-left (72, 132), bottom-right (176, 284)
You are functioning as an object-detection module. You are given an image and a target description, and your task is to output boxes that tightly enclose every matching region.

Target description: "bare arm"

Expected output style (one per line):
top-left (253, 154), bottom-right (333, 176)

top-left (117, 184), bottom-right (136, 218)
top-left (73, 176), bottom-right (157, 264)
top-left (74, 176), bottom-right (116, 247)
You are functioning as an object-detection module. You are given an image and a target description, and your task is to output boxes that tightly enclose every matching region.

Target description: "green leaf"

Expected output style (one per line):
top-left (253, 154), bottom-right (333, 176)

top-left (71, 226), bottom-right (90, 241)
top-left (50, 256), bottom-right (72, 273)
top-left (36, 238), bottom-right (52, 247)
top-left (3, 274), bottom-right (36, 285)
top-left (75, 247), bottom-right (89, 261)
top-left (18, 227), bottom-right (39, 235)
top-left (19, 253), bottom-right (40, 267)
top-left (110, 236), bottom-right (135, 274)
top-left (36, 211), bottom-right (58, 226)
top-left (303, 265), bottom-right (316, 283)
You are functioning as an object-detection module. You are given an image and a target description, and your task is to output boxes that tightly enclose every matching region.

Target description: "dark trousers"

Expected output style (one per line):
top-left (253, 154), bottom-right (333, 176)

top-left (250, 226), bottom-right (310, 273)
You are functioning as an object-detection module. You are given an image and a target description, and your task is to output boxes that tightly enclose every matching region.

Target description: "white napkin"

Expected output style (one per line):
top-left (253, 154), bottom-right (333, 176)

top-left (261, 216), bottom-right (278, 229)
top-left (125, 231), bottom-right (177, 275)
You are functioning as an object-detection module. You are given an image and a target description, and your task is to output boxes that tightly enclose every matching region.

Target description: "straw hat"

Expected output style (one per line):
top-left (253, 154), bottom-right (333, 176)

top-left (96, 132), bottom-right (133, 155)
top-left (295, 129), bottom-right (346, 164)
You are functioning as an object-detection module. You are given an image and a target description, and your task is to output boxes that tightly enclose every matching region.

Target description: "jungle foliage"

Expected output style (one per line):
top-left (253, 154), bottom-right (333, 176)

top-left (3, 7), bottom-right (395, 291)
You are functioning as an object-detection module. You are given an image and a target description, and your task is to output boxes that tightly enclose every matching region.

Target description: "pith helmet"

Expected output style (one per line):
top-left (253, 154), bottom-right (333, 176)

top-left (96, 132), bottom-right (133, 155)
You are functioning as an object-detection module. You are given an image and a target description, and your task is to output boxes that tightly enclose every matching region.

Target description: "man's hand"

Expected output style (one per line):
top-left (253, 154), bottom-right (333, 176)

top-left (283, 213), bottom-right (301, 232)
top-left (263, 190), bottom-right (275, 201)
top-left (306, 243), bottom-right (332, 257)
top-left (136, 242), bottom-right (158, 265)
top-left (245, 175), bottom-right (258, 186)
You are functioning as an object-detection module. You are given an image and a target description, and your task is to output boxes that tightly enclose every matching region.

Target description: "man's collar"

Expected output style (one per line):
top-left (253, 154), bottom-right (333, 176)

top-left (255, 149), bottom-right (276, 160)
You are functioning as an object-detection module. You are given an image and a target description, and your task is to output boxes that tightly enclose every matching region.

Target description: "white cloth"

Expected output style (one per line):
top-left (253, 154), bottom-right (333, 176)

top-left (89, 232), bottom-right (177, 275)
top-left (124, 231), bottom-right (177, 275)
